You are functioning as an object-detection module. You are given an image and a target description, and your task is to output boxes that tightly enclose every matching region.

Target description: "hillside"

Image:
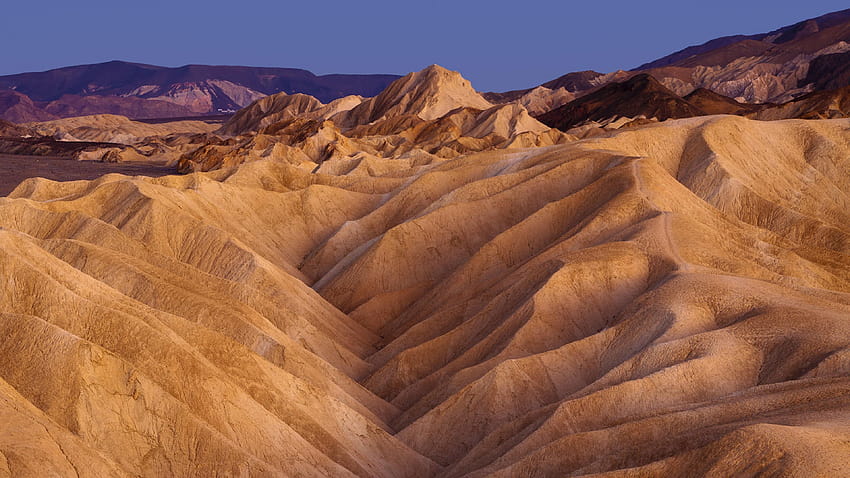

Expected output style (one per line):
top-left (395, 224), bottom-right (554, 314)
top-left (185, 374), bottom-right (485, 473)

top-left (0, 114), bottom-right (848, 476)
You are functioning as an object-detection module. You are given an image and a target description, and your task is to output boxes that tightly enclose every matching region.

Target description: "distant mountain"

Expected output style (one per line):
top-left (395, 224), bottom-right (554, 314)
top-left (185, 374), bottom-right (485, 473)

top-left (0, 61), bottom-right (400, 122)
top-left (0, 90), bottom-right (58, 123)
top-left (637, 9), bottom-right (850, 69)
top-left (42, 94), bottom-right (197, 119)
top-left (485, 70), bottom-right (615, 105)
top-left (490, 8), bottom-right (850, 112)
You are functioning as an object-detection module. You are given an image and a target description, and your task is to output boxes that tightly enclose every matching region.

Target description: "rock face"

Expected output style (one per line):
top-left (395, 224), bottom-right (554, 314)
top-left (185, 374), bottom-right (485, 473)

top-left (0, 114), bottom-right (220, 164)
top-left (1, 114), bottom-right (849, 476)
top-left (513, 86), bottom-right (575, 116)
top-left (0, 61), bottom-right (401, 120)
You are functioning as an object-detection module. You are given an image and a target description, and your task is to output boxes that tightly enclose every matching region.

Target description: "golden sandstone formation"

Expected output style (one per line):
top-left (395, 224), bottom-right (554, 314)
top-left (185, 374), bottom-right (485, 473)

top-left (1, 65), bottom-right (850, 477)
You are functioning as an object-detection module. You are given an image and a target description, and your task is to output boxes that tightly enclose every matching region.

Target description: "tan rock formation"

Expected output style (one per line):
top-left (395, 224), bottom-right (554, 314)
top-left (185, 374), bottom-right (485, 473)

top-left (332, 65), bottom-right (493, 128)
top-left (178, 66), bottom-right (569, 173)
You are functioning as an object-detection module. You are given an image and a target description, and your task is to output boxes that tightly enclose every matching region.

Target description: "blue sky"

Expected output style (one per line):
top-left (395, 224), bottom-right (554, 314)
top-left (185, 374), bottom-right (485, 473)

top-left (2, 1), bottom-right (848, 91)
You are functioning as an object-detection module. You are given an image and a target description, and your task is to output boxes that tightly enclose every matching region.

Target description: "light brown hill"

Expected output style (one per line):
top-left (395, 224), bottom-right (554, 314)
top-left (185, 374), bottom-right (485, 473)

top-left (0, 119), bottom-right (33, 137)
top-left (218, 93), bottom-right (324, 136)
top-left (218, 93), bottom-right (367, 137)
top-left (0, 115), bottom-right (849, 476)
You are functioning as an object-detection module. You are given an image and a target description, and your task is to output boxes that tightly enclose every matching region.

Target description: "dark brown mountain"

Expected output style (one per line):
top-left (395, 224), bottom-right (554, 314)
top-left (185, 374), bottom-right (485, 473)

top-left (636, 35), bottom-right (757, 70)
top-left (752, 85), bottom-right (850, 120)
top-left (803, 51), bottom-right (850, 91)
top-left (537, 74), bottom-right (706, 131)
top-left (684, 88), bottom-right (771, 115)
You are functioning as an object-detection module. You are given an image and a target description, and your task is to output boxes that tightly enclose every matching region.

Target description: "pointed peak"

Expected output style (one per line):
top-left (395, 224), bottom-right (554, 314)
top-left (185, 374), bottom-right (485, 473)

top-left (421, 64), bottom-right (452, 74)
top-left (403, 64), bottom-right (471, 87)
top-left (335, 64), bottom-right (493, 125)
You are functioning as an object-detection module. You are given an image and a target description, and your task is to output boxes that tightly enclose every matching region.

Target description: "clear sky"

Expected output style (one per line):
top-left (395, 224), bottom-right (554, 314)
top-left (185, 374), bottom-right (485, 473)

top-left (2, 1), bottom-right (848, 92)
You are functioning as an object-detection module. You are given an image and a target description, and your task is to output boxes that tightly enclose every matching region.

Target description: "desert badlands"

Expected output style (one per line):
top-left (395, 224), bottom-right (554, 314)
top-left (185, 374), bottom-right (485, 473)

top-left (1, 8), bottom-right (850, 478)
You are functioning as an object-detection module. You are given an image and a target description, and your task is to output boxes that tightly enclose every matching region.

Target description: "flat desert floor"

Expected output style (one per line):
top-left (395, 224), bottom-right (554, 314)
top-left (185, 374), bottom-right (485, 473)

top-left (0, 154), bottom-right (174, 196)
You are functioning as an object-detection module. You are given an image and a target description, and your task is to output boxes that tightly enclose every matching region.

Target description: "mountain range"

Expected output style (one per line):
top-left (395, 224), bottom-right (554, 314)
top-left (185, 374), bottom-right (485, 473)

top-left (0, 61), bottom-right (400, 121)
top-left (487, 8), bottom-right (850, 107)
